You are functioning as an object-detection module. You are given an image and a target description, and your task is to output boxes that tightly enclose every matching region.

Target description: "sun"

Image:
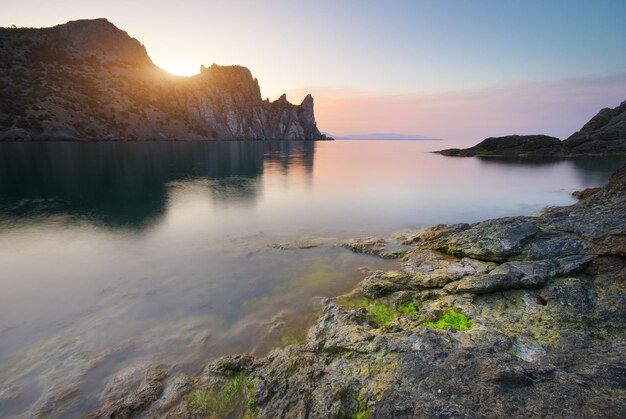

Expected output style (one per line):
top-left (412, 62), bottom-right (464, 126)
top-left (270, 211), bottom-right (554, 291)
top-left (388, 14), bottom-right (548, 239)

top-left (156, 61), bottom-right (201, 77)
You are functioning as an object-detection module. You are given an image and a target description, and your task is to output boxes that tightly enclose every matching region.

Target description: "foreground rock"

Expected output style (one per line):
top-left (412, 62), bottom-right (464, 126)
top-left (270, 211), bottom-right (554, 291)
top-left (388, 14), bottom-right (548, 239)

top-left (438, 100), bottom-right (626, 156)
top-left (90, 165), bottom-right (626, 418)
top-left (0, 19), bottom-right (329, 141)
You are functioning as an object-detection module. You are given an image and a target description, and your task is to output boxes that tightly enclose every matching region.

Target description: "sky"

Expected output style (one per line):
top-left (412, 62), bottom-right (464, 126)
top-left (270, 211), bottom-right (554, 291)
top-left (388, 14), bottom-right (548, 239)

top-left (2, 0), bottom-right (626, 143)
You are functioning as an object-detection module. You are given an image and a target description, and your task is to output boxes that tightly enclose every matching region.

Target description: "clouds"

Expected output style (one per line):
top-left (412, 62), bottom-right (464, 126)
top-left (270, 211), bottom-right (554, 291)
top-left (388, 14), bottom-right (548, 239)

top-left (287, 73), bottom-right (626, 145)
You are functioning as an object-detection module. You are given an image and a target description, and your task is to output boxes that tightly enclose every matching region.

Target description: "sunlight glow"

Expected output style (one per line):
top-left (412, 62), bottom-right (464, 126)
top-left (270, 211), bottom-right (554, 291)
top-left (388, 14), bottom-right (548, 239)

top-left (157, 61), bottom-right (200, 77)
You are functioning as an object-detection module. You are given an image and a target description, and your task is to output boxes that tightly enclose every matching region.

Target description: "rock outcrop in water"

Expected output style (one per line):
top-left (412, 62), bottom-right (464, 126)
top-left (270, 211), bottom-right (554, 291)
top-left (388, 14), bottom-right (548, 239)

top-left (86, 165), bottom-right (626, 418)
top-left (0, 19), bottom-right (328, 141)
top-left (438, 100), bottom-right (626, 156)
top-left (438, 134), bottom-right (564, 157)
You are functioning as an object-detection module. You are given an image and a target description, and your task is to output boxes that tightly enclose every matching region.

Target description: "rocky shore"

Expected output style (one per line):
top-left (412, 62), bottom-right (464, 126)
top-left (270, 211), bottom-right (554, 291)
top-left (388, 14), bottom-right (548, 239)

top-left (438, 100), bottom-right (626, 157)
top-left (84, 164), bottom-right (626, 418)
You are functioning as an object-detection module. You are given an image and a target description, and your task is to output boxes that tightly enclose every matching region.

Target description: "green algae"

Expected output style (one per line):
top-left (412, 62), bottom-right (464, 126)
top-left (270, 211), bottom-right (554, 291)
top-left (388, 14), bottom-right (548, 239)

top-left (350, 393), bottom-right (369, 419)
top-left (289, 266), bottom-right (343, 288)
top-left (397, 302), bottom-right (418, 314)
top-left (423, 309), bottom-right (472, 331)
top-left (280, 333), bottom-right (301, 346)
top-left (368, 302), bottom-right (396, 326)
top-left (246, 381), bottom-right (259, 415)
top-left (187, 387), bottom-right (213, 414)
top-left (367, 301), bottom-right (417, 326)
top-left (341, 297), bottom-right (419, 327)
top-left (221, 374), bottom-right (244, 405)
top-left (187, 374), bottom-right (245, 416)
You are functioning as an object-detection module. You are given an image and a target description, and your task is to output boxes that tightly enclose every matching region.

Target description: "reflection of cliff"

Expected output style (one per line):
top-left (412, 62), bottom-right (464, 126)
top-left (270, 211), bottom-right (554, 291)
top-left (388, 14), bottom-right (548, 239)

top-left (263, 141), bottom-right (315, 174)
top-left (0, 141), bottom-right (315, 228)
top-left (474, 155), bottom-right (626, 187)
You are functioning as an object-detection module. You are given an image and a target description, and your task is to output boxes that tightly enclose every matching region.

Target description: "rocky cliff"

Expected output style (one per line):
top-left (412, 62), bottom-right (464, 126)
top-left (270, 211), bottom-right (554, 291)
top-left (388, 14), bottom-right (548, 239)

top-left (0, 19), bottom-right (328, 141)
top-left (438, 100), bottom-right (626, 156)
top-left (563, 100), bottom-right (626, 153)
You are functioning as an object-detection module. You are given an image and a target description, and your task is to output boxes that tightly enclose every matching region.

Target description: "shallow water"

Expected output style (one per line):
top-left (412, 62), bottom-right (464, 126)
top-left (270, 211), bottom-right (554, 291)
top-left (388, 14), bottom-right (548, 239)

top-left (0, 140), bottom-right (624, 417)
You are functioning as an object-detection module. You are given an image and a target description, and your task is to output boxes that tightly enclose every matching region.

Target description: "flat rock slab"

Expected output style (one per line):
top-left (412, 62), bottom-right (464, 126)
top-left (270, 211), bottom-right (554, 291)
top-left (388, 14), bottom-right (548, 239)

top-left (439, 217), bottom-right (540, 262)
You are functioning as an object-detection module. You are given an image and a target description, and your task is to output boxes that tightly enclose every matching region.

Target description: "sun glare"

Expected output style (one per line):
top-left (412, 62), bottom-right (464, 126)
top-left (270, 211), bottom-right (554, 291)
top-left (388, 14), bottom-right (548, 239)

top-left (157, 62), bottom-right (201, 77)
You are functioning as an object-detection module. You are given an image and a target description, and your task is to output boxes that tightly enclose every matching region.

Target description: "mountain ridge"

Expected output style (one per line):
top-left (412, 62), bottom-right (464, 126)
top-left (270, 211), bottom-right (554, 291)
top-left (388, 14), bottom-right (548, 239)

top-left (0, 18), bottom-right (329, 141)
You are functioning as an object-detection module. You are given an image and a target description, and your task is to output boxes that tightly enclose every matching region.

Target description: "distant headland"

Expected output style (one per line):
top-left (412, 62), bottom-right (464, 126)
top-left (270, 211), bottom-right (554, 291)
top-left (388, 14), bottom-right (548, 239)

top-left (437, 100), bottom-right (626, 157)
top-left (0, 18), bottom-right (330, 141)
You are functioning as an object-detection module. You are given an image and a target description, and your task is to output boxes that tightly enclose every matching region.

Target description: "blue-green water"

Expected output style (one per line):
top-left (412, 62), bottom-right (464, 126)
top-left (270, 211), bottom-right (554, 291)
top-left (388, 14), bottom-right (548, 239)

top-left (0, 140), bottom-right (623, 417)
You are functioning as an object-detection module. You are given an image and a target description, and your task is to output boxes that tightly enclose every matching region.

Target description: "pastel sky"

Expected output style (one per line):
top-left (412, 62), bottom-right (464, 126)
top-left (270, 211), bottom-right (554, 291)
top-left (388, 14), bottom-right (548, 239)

top-left (2, 0), bottom-right (626, 143)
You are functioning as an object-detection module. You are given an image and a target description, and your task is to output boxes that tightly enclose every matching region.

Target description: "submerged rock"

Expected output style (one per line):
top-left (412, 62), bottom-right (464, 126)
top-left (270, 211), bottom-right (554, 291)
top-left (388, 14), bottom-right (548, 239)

top-left (85, 368), bottom-right (167, 419)
top-left (345, 237), bottom-right (414, 259)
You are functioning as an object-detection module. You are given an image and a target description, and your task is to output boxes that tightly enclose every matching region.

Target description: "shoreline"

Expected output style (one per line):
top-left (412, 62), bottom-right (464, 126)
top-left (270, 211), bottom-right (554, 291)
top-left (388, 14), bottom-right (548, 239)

top-left (0, 137), bottom-right (335, 143)
top-left (87, 164), bottom-right (626, 418)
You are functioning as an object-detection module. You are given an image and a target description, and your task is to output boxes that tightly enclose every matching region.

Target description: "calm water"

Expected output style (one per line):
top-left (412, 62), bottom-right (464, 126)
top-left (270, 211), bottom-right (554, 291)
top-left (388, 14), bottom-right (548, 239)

top-left (0, 140), bottom-right (624, 417)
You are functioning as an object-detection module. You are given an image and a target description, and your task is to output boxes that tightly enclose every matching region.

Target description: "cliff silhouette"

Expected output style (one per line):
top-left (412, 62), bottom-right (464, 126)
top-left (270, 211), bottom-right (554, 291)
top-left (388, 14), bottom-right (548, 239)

top-left (0, 19), bottom-right (328, 141)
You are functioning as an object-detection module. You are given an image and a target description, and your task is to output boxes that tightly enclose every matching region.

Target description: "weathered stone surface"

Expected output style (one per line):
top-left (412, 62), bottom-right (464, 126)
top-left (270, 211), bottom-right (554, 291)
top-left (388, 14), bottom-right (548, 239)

top-left (444, 256), bottom-right (592, 294)
top-left (141, 374), bottom-right (193, 417)
top-left (521, 232), bottom-right (588, 259)
top-left (344, 237), bottom-right (412, 259)
top-left (361, 271), bottom-right (409, 298)
top-left (572, 187), bottom-right (601, 200)
top-left (402, 250), bottom-right (496, 288)
top-left (432, 217), bottom-right (540, 262)
top-left (400, 223), bottom-right (471, 246)
top-left (85, 367), bottom-right (166, 419)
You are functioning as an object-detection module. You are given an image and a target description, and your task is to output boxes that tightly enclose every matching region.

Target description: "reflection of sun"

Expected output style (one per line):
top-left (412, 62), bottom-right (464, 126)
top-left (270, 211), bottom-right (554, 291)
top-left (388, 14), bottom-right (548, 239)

top-left (156, 62), bottom-right (200, 77)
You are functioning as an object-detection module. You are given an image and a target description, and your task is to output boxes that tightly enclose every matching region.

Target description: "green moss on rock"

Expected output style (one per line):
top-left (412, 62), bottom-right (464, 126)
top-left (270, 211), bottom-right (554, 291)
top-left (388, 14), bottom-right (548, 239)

top-left (344, 298), bottom-right (419, 327)
top-left (397, 302), bottom-right (418, 314)
top-left (351, 395), bottom-right (369, 419)
top-left (423, 309), bottom-right (472, 331)
top-left (187, 374), bottom-right (245, 417)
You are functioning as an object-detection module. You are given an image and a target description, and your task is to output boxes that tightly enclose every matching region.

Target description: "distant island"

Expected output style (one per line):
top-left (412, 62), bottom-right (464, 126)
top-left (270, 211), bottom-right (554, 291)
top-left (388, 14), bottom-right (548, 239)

top-left (0, 19), bottom-right (329, 141)
top-left (437, 100), bottom-right (626, 156)
top-left (332, 133), bottom-right (443, 141)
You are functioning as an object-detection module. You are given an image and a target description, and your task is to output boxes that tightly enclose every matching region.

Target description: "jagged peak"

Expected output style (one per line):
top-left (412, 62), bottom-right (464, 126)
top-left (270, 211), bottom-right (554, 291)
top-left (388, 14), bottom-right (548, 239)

top-left (200, 63), bottom-right (254, 80)
top-left (301, 94), bottom-right (314, 106)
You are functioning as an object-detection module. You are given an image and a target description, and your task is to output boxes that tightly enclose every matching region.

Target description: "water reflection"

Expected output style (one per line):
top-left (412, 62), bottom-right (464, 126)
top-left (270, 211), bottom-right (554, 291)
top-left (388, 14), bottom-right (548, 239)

top-left (0, 140), bottom-right (624, 417)
top-left (0, 141), bottom-right (315, 228)
top-left (474, 155), bottom-right (626, 185)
